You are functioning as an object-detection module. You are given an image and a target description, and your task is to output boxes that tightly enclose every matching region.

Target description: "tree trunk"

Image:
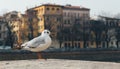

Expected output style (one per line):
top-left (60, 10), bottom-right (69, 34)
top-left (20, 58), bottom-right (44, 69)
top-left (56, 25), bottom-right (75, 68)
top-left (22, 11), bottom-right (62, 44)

top-left (116, 41), bottom-right (119, 48)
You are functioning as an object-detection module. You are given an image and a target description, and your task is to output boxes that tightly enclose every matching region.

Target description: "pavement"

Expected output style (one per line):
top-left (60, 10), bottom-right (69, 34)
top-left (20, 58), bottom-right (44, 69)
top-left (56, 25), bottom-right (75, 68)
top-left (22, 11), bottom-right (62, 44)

top-left (0, 59), bottom-right (120, 69)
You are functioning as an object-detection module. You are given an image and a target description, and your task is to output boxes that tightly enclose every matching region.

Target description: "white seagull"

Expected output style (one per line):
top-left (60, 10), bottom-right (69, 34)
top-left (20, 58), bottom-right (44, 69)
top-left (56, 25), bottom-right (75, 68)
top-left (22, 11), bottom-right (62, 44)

top-left (21, 29), bottom-right (52, 59)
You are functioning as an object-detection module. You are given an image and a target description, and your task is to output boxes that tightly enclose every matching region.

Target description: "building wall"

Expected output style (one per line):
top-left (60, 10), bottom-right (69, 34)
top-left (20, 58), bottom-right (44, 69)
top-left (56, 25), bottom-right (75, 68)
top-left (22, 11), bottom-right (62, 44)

top-left (33, 6), bottom-right (45, 33)
top-left (33, 5), bottom-right (63, 33)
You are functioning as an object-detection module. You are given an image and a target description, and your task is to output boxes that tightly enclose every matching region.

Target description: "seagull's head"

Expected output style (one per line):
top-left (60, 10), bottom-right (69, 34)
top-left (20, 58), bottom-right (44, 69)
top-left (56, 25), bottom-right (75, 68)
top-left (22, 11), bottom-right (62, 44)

top-left (41, 29), bottom-right (51, 36)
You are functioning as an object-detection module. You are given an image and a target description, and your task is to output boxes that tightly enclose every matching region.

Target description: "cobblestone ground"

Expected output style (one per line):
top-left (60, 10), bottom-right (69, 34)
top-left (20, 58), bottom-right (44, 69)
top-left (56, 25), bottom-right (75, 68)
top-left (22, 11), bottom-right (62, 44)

top-left (0, 59), bottom-right (120, 69)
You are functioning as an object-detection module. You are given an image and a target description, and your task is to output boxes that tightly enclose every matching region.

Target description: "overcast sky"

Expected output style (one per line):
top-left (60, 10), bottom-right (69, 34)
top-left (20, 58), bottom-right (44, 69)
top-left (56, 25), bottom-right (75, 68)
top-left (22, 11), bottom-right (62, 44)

top-left (0, 0), bottom-right (120, 16)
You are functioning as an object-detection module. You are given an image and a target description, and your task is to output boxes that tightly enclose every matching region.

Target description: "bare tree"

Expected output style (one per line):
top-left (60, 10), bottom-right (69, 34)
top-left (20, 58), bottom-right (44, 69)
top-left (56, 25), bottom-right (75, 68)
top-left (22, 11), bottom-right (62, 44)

top-left (90, 20), bottom-right (106, 48)
top-left (28, 18), bottom-right (34, 40)
top-left (99, 11), bottom-right (113, 17)
top-left (114, 13), bottom-right (120, 19)
top-left (57, 29), bottom-right (64, 48)
top-left (4, 21), bottom-right (15, 48)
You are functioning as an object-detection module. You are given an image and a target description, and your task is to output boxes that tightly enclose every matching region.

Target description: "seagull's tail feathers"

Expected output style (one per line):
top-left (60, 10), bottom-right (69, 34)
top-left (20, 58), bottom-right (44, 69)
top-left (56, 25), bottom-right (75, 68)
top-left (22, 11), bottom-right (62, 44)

top-left (21, 42), bottom-right (29, 49)
top-left (21, 42), bottom-right (27, 46)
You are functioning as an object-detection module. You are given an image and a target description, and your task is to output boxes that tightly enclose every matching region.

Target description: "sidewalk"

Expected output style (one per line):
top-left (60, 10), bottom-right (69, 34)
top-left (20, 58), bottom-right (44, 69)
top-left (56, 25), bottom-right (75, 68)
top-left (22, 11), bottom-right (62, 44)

top-left (0, 59), bottom-right (120, 69)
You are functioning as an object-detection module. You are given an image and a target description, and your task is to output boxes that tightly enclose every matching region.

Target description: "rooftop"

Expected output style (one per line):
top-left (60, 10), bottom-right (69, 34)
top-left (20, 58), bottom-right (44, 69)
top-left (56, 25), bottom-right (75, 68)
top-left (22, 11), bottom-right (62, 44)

top-left (63, 4), bottom-right (90, 10)
top-left (99, 15), bottom-right (120, 20)
top-left (27, 3), bottom-right (90, 11)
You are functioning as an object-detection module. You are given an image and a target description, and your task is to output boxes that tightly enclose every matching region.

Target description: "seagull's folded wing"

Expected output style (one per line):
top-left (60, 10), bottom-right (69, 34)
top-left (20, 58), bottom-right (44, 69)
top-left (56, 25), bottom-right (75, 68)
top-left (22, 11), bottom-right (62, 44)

top-left (27, 36), bottom-right (45, 48)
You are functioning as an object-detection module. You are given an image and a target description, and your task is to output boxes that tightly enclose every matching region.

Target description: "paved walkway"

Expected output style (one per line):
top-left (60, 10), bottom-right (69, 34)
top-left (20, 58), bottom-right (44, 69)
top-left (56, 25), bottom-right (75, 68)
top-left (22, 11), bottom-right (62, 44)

top-left (0, 59), bottom-right (120, 69)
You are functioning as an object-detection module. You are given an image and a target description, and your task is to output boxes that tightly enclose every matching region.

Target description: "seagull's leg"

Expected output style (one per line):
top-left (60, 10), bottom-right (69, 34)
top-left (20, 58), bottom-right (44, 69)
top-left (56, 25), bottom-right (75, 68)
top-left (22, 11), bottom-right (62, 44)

top-left (37, 52), bottom-right (43, 59)
top-left (37, 52), bottom-right (47, 60)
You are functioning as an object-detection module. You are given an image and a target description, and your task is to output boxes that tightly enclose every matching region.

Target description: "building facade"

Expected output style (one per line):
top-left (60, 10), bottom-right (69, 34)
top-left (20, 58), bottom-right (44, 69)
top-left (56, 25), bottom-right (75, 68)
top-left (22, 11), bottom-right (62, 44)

top-left (61, 4), bottom-right (90, 49)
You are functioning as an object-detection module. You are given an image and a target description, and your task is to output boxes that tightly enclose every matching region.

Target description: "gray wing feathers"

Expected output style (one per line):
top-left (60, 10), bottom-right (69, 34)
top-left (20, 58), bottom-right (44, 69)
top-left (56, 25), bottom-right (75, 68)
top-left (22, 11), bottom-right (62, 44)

top-left (22, 36), bottom-right (45, 48)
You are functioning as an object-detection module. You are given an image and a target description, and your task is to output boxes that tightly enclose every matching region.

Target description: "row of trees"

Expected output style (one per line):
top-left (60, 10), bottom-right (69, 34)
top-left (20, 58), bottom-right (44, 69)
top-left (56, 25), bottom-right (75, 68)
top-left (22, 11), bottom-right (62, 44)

top-left (2, 17), bottom-right (120, 49)
top-left (57, 17), bottom-right (120, 49)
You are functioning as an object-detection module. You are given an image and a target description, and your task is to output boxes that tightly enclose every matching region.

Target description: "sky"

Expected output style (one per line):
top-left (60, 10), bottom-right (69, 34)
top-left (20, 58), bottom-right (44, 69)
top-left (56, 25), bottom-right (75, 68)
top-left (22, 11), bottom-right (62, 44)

top-left (0, 0), bottom-right (120, 16)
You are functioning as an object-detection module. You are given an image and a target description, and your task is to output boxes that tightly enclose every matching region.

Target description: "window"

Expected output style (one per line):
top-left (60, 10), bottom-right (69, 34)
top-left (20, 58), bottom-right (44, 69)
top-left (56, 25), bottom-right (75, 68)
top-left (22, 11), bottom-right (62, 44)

top-left (46, 17), bottom-right (49, 21)
top-left (68, 13), bottom-right (70, 16)
top-left (56, 18), bottom-right (60, 22)
top-left (75, 43), bottom-right (77, 46)
top-left (52, 8), bottom-right (55, 10)
top-left (46, 8), bottom-right (49, 10)
top-left (56, 8), bottom-right (59, 11)
top-left (78, 43), bottom-right (80, 48)
top-left (91, 41), bottom-right (94, 45)
top-left (13, 26), bottom-right (15, 28)
top-left (64, 20), bottom-right (67, 24)
top-left (111, 42), bottom-right (113, 45)
top-left (64, 43), bottom-right (68, 49)
top-left (68, 43), bottom-right (71, 47)
top-left (68, 20), bottom-right (70, 24)
top-left (64, 12), bottom-right (66, 16)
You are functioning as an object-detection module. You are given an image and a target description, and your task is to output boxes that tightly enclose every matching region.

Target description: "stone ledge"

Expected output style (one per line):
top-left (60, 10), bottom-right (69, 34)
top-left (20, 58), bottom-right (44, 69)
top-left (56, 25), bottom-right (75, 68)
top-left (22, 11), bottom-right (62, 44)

top-left (1, 48), bottom-right (120, 62)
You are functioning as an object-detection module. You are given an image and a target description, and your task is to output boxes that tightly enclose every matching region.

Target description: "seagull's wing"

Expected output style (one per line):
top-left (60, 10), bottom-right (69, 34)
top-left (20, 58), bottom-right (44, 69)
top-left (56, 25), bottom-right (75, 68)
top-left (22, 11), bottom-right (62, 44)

top-left (25, 36), bottom-right (45, 48)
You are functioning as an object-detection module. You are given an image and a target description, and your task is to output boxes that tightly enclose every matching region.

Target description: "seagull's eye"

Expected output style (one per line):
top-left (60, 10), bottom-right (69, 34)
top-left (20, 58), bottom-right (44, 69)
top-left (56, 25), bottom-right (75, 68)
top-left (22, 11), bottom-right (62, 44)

top-left (47, 31), bottom-right (49, 34)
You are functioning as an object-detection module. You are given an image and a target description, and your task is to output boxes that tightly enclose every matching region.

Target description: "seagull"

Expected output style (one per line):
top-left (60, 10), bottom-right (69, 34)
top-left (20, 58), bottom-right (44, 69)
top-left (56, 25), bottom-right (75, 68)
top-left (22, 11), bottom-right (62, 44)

top-left (21, 29), bottom-right (52, 59)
